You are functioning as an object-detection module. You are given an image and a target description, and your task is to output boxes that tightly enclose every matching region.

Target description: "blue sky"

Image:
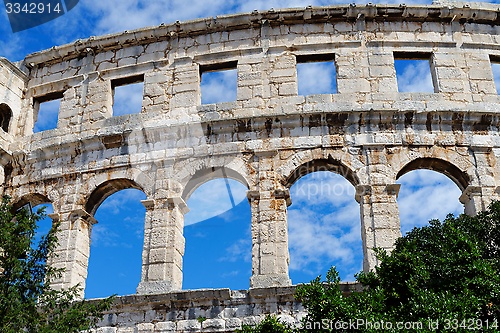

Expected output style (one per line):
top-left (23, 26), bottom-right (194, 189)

top-left (3, 0), bottom-right (499, 299)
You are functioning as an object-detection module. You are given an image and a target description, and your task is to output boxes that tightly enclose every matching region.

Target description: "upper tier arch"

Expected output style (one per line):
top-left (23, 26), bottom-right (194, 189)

top-left (396, 157), bottom-right (470, 191)
top-left (85, 178), bottom-right (145, 215)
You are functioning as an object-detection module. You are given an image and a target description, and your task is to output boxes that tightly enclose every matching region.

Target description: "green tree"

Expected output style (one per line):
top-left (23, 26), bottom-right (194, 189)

top-left (242, 201), bottom-right (500, 333)
top-left (0, 196), bottom-right (113, 333)
top-left (239, 316), bottom-right (295, 333)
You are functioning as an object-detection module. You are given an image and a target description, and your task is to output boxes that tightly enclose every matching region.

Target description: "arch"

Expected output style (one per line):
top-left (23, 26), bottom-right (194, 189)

top-left (396, 157), bottom-right (470, 191)
top-left (284, 158), bottom-right (360, 188)
top-left (183, 177), bottom-right (251, 289)
top-left (83, 168), bottom-right (155, 206)
top-left (0, 103), bottom-right (12, 133)
top-left (85, 178), bottom-right (144, 215)
top-left (287, 171), bottom-right (361, 283)
top-left (12, 193), bottom-right (55, 251)
top-left (178, 158), bottom-right (252, 290)
top-left (85, 187), bottom-right (146, 298)
top-left (397, 169), bottom-right (463, 235)
top-left (13, 193), bottom-right (51, 211)
top-left (182, 166), bottom-right (249, 201)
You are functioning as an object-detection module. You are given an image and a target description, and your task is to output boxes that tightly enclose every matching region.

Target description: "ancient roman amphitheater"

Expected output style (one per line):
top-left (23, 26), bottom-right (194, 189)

top-left (1, 0), bottom-right (500, 331)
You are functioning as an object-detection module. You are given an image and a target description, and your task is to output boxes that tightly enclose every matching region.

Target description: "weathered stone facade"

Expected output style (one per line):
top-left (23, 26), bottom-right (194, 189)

top-left (1, 1), bottom-right (500, 331)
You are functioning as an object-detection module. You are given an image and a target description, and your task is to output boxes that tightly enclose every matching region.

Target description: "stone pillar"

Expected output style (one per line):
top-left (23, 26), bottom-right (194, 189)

top-left (336, 49), bottom-right (371, 95)
top-left (365, 51), bottom-right (398, 94)
top-left (50, 209), bottom-right (96, 299)
top-left (136, 197), bottom-right (187, 294)
top-left (248, 189), bottom-right (291, 288)
top-left (170, 58), bottom-right (200, 110)
top-left (461, 147), bottom-right (500, 215)
top-left (80, 77), bottom-right (113, 124)
top-left (356, 184), bottom-right (402, 272)
top-left (460, 185), bottom-right (499, 216)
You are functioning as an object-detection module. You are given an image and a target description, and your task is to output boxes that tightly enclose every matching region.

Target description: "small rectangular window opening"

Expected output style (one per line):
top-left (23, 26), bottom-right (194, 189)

top-left (296, 54), bottom-right (337, 96)
top-left (200, 62), bottom-right (237, 104)
top-left (33, 91), bottom-right (63, 133)
top-left (394, 52), bottom-right (435, 93)
top-left (112, 75), bottom-right (144, 116)
top-left (490, 56), bottom-right (500, 95)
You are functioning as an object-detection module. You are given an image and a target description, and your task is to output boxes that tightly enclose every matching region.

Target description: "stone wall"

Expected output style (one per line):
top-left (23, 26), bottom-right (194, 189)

top-left (0, 2), bottom-right (500, 331)
top-left (91, 284), bottom-right (360, 333)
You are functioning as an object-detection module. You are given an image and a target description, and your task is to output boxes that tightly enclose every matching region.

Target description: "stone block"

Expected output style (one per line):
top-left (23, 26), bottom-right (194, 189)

top-left (469, 68), bottom-right (494, 81)
top-left (435, 66), bottom-right (466, 80)
top-left (177, 320), bottom-right (201, 332)
top-left (135, 323), bottom-right (154, 333)
top-left (278, 82), bottom-right (297, 96)
top-left (155, 322), bottom-right (176, 333)
top-left (369, 65), bottom-right (395, 78)
top-left (201, 319), bottom-right (225, 331)
top-left (96, 328), bottom-right (117, 333)
top-left (225, 318), bottom-right (242, 330)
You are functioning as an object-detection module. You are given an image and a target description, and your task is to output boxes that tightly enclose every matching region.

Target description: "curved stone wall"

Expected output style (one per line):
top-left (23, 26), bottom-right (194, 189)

top-left (1, 2), bottom-right (500, 331)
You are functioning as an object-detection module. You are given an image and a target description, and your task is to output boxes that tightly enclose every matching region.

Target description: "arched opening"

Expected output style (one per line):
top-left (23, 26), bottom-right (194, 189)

top-left (396, 161), bottom-right (464, 235)
top-left (32, 203), bottom-right (54, 249)
top-left (0, 103), bottom-right (12, 133)
top-left (183, 171), bottom-right (250, 290)
top-left (287, 159), bottom-right (361, 283)
top-left (85, 178), bottom-right (143, 215)
top-left (13, 194), bottom-right (54, 258)
top-left (285, 158), bottom-right (359, 189)
top-left (84, 181), bottom-right (146, 298)
top-left (396, 157), bottom-right (469, 191)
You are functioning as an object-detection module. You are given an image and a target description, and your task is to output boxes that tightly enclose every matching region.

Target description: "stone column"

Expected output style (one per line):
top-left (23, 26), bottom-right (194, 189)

top-left (50, 209), bottom-right (96, 299)
top-left (248, 189), bottom-right (291, 288)
top-left (170, 58), bottom-right (200, 110)
top-left (80, 77), bottom-right (113, 125)
top-left (136, 197), bottom-right (187, 294)
top-left (356, 184), bottom-right (402, 272)
top-left (460, 147), bottom-right (500, 215)
top-left (460, 185), bottom-right (499, 216)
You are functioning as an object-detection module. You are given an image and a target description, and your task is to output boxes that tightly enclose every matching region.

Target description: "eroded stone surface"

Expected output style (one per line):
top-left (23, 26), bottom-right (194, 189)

top-left (0, 1), bottom-right (500, 331)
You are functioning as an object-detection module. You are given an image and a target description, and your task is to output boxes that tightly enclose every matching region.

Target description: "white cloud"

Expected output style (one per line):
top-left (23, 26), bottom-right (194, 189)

top-left (395, 59), bottom-right (434, 93)
top-left (90, 224), bottom-right (121, 248)
top-left (113, 82), bottom-right (144, 116)
top-left (96, 188), bottom-right (146, 215)
top-left (201, 69), bottom-right (237, 104)
top-left (185, 178), bottom-right (248, 225)
top-left (297, 61), bottom-right (336, 96)
top-left (221, 270), bottom-right (241, 278)
top-left (397, 169), bottom-right (463, 235)
top-left (80, 0), bottom-right (236, 35)
top-left (34, 99), bottom-right (60, 133)
top-left (290, 172), bottom-right (356, 207)
top-left (0, 33), bottom-right (25, 61)
top-left (288, 172), bottom-right (362, 281)
top-left (0, 7), bottom-right (31, 60)
top-left (91, 189), bottom-right (147, 247)
top-left (219, 238), bottom-right (252, 263)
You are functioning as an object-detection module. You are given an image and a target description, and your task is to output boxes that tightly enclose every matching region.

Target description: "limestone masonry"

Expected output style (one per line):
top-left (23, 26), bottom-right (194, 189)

top-left (1, 1), bottom-right (500, 331)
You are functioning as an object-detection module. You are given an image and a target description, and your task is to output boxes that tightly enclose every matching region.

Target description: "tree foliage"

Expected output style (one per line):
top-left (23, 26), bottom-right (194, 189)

top-left (241, 201), bottom-right (500, 332)
top-left (239, 316), bottom-right (295, 333)
top-left (0, 196), bottom-right (113, 333)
